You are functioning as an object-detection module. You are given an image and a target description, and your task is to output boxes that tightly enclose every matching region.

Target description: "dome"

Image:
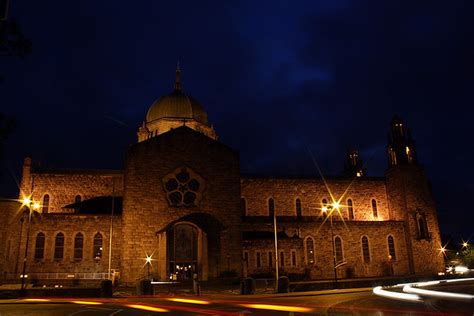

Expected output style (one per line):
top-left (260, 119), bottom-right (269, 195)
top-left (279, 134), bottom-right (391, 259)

top-left (146, 90), bottom-right (208, 125)
top-left (145, 66), bottom-right (209, 125)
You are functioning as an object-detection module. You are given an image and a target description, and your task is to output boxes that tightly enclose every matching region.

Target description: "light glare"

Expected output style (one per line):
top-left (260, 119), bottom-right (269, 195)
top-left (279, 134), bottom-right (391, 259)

top-left (22, 298), bottom-right (50, 302)
top-left (70, 301), bottom-right (103, 305)
top-left (166, 298), bottom-right (210, 305)
top-left (126, 304), bottom-right (169, 313)
top-left (239, 304), bottom-right (313, 313)
top-left (22, 197), bottom-right (31, 206)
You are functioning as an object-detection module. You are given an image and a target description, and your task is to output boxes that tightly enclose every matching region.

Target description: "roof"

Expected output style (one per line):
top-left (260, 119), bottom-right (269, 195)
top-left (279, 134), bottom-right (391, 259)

top-left (240, 173), bottom-right (385, 181)
top-left (64, 196), bottom-right (122, 215)
top-left (146, 91), bottom-right (208, 124)
top-left (32, 169), bottom-right (123, 175)
top-left (242, 230), bottom-right (299, 240)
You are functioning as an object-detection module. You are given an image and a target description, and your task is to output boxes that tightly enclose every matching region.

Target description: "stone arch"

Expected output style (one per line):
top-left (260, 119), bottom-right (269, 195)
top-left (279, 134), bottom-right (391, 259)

top-left (156, 213), bottom-right (225, 281)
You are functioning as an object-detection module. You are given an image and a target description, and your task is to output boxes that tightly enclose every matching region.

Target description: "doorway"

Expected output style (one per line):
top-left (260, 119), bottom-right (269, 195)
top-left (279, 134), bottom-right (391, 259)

top-left (167, 223), bottom-right (198, 281)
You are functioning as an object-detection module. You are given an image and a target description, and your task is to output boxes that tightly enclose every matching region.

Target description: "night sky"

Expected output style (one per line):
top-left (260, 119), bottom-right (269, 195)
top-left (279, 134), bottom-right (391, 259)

top-left (1, 1), bottom-right (473, 241)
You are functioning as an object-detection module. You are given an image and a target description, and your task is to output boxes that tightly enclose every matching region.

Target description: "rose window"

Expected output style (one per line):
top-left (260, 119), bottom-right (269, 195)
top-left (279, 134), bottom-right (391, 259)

top-left (163, 167), bottom-right (204, 207)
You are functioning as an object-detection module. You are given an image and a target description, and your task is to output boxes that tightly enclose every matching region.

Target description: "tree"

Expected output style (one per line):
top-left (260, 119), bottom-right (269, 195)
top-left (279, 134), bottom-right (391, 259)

top-left (461, 247), bottom-right (473, 268)
top-left (0, 112), bottom-right (15, 163)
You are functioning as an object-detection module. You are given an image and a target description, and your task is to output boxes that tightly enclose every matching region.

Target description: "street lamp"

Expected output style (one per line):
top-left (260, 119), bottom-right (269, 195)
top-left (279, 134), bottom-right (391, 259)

top-left (273, 206), bottom-right (279, 293)
top-left (322, 201), bottom-right (339, 289)
top-left (108, 177), bottom-right (116, 281)
top-left (20, 197), bottom-right (40, 295)
top-left (146, 255), bottom-right (152, 280)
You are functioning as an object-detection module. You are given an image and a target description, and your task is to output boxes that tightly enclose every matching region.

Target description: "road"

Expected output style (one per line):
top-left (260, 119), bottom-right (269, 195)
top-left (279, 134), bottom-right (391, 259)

top-left (0, 289), bottom-right (472, 315)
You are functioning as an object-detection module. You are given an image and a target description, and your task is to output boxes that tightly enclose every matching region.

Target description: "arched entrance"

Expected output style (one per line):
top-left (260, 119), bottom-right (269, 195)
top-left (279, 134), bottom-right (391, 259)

top-left (156, 213), bottom-right (225, 281)
top-left (167, 223), bottom-right (198, 281)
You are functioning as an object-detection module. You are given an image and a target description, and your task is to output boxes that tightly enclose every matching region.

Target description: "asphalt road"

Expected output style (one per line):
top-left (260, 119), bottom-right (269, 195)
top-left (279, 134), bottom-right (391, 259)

top-left (0, 289), bottom-right (472, 315)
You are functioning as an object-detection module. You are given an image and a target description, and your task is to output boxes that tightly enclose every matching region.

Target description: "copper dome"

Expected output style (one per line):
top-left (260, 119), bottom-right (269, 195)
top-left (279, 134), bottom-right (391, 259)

top-left (145, 66), bottom-right (209, 125)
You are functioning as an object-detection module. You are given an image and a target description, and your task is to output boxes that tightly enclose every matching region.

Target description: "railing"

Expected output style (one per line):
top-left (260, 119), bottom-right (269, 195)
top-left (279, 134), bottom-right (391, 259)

top-left (254, 278), bottom-right (275, 292)
top-left (4, 272), bottom-right (110, 280)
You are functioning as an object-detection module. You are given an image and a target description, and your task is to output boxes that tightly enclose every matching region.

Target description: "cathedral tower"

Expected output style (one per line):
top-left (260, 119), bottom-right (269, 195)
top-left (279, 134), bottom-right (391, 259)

top-left (343, 147), bottom-right (365, 177)
top-left (385, 116), bottom-right (444, 275)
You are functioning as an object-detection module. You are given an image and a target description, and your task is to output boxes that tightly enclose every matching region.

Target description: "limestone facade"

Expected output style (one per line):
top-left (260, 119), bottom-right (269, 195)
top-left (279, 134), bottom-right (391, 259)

top-left (0, 76), bottom-right (445, 285)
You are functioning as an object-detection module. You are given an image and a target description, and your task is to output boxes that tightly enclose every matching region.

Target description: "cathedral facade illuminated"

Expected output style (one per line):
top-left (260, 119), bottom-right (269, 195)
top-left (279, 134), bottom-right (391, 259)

top-left (0, 68), bottom-right (444, 285)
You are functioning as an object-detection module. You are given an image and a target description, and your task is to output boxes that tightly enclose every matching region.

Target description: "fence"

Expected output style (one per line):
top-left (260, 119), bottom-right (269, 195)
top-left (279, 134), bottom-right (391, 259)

top-left (4, 272), bottom-right (110, 280)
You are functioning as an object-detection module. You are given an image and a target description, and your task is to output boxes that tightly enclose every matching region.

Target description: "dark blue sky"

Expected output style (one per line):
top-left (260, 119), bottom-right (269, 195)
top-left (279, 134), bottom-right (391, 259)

top-left (1, 0), bottom-right (473, 239)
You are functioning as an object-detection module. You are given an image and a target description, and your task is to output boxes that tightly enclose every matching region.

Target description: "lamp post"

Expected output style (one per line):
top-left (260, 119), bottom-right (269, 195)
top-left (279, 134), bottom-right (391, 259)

top-left (108, 177), bottom-right (115, 280)
top-left (20, 197), bottom-right (40, 295)
top-left (146, 256), bottom-right (152, 280)
top-left (15, 217), bottom-right (25, 276)
top-left (273, 207), bottom-right (279, 293)
top-left (322, 201), bottom-right (339, 289)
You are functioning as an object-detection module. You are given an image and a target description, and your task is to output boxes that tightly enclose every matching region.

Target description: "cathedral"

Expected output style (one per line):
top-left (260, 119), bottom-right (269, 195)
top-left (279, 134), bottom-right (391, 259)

top-left (0, 68), bottom-right (444, 286)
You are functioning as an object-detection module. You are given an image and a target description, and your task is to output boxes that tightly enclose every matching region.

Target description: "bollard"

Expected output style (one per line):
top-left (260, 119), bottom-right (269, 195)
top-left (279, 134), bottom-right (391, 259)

top-left (100, 280), bottom-right (113, 298)
top-left (136, 279), bottom-right (153, 296)
top-left (277, 276), bottom-right (289, 293)
top-left (240, 277), bottom-right (256, 295)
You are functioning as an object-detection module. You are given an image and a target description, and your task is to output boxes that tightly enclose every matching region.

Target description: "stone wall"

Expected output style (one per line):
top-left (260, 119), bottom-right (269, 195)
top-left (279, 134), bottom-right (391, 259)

top-left (1, 212), bottom-right (122, 282)
top-left (386, 166), bottom-right (444, 275)
top-left (19, 159), bottom-right (123, 214)
top-left (242, 220), bottom-right (410, 279)
top-left (0, 200), bottom-right (22, 280)
top-left (122, 126), bottom-right (241, 283)
top-left (241, 177), bottom-right (390, 221)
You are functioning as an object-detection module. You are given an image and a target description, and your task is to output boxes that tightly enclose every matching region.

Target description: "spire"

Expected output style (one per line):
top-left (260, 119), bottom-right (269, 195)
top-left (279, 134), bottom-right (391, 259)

top-left (174, 61), bottom-right (181, 91)
top-left (344, 147), bottom-right (365, 177)
top-left (386, 116), bottom-right (418, 167)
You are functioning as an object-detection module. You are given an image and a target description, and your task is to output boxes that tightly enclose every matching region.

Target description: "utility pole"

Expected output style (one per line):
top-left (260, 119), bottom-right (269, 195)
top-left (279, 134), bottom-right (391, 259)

top-left (273, 206), bottom-right (279, 292)
top-left (330, 213), bottom-right (338, 289)
top-left (108, 177), bottom-right (115, 280)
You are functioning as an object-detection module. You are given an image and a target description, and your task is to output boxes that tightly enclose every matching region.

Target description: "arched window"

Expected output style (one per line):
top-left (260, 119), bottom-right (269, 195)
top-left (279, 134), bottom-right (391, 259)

top-left (388, 146), bottom-right (397, 166)
top-left (243, 251), bottom-right (249, 268)
top-left (371, 199), bottom-right (378, 218)
top-left (93, 233), bottom-right (103, 259)
top-left (387, 235), bottom-right (396, 260)
top-left (295, 198), bottom-right (302, 218)
top-left (54, 233), bottom-right (64, 259)
top-left (291, 250), bottom-right (297, 266)
top-left (74, 233), bottom-right (84, 260)
top-left (75, 195), bottom-right (81, 204)
top-left (334, 236), bottom-right (343, 264)
top-left (322, 198), bottom-right (328, 218)
top-left (361, 236), bottom-right (370, 263)
top-left (306, 237), bottom-right (315, 264)
top-left (240, 197), bottom-right (247, 217)
top-left (34, 232), bottom-right (45, 259)
top-left (347, 199), bottom-right (354, 220)
top-left (42, 194), bottom-right (50, 213)
top-left (279, 251), bottom-right (285, 267)
top-left (417, 215), bottom-right (429, 239)
top-left (268, 198), bottom-right (275, 218)
top-left (256, 251), bottom-right (261, 268)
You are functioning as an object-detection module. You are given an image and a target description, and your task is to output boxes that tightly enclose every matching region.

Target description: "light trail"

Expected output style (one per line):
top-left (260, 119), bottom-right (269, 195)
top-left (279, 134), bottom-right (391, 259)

top-left (239, 303), bottom-right (314, 313)
top-left (21, 298), bottom-right (51, 302)
top-left (126, 304), bottom-right (169, 312)
top-left (70, 300), bottom-right (103, 305)
top-left (166, 298), bottom-right (211, 305)
top-left (373, 277), bottom-right (474, 305)
top-left (373, 286), bottom-right (422, 302)
top-left (403, 285), bottom-right (474, 302)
